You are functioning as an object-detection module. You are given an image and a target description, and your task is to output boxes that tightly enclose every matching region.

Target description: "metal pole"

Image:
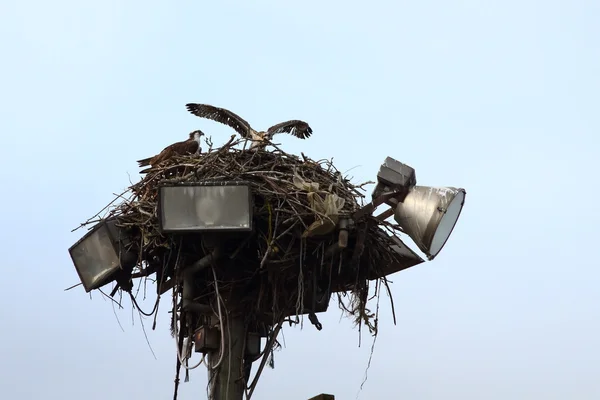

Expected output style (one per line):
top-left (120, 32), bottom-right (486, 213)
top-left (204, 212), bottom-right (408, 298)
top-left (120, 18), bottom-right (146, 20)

top-left (179, 248), bottom-right (246, 400)
top-left (208, 303), bottom-right (246, 400)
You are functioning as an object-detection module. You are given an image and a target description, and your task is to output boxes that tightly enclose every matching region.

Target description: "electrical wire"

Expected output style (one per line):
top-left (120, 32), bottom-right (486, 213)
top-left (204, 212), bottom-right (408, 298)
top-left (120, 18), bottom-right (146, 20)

top-left (245, 319), bottom-right (284, 399)
top-left (210, 265), bottom-right (226, 370)
top-left (172, 290), bottom-right (206, 370)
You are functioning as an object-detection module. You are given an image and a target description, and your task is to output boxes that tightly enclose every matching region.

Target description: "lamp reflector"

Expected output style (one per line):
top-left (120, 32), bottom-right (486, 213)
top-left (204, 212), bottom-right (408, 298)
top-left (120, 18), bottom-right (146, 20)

top-left (394, 186), bottom-right (466, 260)
top-left (69, 220), bottom-right (122, 292)
top-left (159, 184), bottom-right (252, 233)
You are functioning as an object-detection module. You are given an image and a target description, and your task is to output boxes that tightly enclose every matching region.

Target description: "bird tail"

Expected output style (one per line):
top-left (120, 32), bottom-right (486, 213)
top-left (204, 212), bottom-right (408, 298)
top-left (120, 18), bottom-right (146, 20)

top-left (139, 166), bottom-right (154, 174)
top-left (137, 157), bottom-right (152, 167)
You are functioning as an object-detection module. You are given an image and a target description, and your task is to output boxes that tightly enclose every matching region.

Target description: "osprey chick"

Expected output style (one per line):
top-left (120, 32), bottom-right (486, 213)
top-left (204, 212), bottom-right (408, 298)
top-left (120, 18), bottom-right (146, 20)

top-left (185, 103), bottom-right (312, 149)
top-left (137, 130), bottom-right (204, 173)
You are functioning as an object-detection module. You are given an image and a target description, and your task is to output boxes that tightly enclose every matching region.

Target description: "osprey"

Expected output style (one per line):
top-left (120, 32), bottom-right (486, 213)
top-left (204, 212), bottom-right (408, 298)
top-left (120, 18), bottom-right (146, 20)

top-left (185, 103), bottom-right (312, 149)
top-left (136, 130), bottom-right (204, 173)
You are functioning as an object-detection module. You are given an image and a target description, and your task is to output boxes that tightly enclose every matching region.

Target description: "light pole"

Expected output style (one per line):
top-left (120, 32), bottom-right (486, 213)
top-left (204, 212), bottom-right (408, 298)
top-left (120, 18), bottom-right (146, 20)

top-left (158, 182), bottom-right (253, 400)
top-left (67, 147), bottom-right (467, 400)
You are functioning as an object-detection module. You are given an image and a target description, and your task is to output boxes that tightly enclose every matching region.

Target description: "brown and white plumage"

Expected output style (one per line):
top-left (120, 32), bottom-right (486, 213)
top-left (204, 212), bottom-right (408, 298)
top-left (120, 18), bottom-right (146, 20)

top-left (266, 120), bottom-right (313, 138)
top-left (137, 130), bottom-right (204, 173)
top-left (185, 103), bottom-right (312, 148)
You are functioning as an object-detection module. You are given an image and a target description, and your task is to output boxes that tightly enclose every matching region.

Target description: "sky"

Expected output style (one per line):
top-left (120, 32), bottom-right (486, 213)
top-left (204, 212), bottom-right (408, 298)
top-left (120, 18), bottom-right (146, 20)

top-left (1, 0), bottom-right (599, 399)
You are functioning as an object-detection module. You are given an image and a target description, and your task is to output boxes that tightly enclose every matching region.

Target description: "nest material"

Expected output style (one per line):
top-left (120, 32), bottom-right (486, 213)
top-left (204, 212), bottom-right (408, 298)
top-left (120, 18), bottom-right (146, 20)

top-left (80, 136), bottom-right (406, 335)
top-left (126, 136), bottom-right (365, 251)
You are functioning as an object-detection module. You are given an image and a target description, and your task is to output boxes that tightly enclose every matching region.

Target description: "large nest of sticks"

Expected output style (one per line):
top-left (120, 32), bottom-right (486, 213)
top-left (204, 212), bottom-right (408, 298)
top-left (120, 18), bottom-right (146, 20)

top-left (80, 136), bottom-right (414, 337)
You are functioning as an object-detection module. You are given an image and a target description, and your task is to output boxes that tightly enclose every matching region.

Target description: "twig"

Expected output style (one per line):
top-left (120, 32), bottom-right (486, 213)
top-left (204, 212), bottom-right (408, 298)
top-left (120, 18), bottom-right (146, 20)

top-left (64, 282), bottom-right (82, 291)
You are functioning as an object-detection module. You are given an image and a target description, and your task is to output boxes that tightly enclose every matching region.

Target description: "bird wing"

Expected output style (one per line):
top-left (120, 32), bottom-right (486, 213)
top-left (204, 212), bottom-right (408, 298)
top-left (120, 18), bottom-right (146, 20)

top-left (171, 140), bottom-right (200, 156)
top-left (266, 120), bottom-right (313, 139)
top-left (138, 139), bottom-right (199, 170)
top-left (185, 103), bottom-right (253, 138)
top-left (150, 146), bottom-right (175, 166)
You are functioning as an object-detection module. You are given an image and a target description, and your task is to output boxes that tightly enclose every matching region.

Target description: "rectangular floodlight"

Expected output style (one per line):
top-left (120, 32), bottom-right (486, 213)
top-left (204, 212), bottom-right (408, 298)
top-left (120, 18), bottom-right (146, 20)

top-left (69, 219), bottom-right (124, 292)
top-left (158, 182), bottom-right (253, 233)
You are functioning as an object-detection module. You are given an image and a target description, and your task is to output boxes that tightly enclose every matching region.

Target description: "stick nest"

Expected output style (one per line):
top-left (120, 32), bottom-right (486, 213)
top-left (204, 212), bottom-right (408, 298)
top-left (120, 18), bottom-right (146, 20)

top-left (77, 136), bottom-right (406, 338)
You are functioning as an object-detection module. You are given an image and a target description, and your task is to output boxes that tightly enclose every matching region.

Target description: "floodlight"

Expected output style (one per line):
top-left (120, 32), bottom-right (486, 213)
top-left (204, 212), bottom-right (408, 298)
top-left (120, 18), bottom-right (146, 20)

top-left (158, 182), bottom-right (253, 233)
top-left (394, 186), bottom-right (466, 260)
top-left (69, 218), bottom-right (137, 292)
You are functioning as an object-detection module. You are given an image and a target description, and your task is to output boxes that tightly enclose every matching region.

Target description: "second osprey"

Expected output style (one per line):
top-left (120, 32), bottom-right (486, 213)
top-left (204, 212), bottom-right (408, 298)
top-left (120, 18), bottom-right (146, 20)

top-left (185, 103), bottom-right (313, 149)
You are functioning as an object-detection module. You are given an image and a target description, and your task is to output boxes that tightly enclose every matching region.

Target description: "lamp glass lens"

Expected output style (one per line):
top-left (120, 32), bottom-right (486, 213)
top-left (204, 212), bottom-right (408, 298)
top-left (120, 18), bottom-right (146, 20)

top-left (70, 224), bottom-right (121, 291)
top-left (161, 185), bottom-right (251, 231)
top-left (429, 190), bottom-right (465, 257)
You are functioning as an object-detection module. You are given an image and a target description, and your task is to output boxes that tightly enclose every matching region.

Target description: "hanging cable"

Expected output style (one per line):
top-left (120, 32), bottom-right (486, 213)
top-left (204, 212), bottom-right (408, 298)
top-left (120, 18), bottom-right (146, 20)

top-left (210, 265), bottom-right (226, 370)
top-left (245, 319), bottom-right (284, 399)
top-left (172, 290), bottom-right (206, 370)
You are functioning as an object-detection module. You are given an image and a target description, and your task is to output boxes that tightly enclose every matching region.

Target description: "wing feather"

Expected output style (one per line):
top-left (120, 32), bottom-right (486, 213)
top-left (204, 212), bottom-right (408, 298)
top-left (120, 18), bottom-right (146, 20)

top-left (186, 103), bottom-right (252, 138)
top-left (267, 120), bottom-right (313, 139)
top-left (139, 140), bottom-right (199, 169)
top-left (170, 140), bottom-right (199, 155)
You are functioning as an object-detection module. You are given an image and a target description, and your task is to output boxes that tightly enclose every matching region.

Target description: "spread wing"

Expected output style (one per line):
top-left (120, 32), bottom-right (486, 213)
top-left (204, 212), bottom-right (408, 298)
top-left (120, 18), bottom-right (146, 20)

top-left (186, 103), bottom-right (253, 138)
top-left (267, 120), bottom-right (313, 139)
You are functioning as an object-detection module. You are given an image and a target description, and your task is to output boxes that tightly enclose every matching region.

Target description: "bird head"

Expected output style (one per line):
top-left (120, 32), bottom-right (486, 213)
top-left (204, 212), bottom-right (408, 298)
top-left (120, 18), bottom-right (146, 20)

top-left (189, 130), bottom-right (205, 142)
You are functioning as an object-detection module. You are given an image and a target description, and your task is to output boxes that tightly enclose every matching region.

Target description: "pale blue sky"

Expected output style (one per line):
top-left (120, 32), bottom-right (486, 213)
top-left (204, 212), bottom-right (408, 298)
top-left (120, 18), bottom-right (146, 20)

top-left (1, 1), bottom-right (599, 399)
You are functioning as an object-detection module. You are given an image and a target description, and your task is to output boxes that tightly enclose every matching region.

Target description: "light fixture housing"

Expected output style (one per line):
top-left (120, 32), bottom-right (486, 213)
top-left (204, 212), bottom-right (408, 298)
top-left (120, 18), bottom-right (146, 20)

top-left (372, 156), bottom-right (417, 201)
top-left (68, 218), bottom-right (136, 292)
top-left (367, 228), bottom-right (425, 280)
top-left (394, 186), bottom-right (466, 260)
top-left (158, 182), bottom-right (253, 233)
top-left (283, 283), bottom-right (331, 316)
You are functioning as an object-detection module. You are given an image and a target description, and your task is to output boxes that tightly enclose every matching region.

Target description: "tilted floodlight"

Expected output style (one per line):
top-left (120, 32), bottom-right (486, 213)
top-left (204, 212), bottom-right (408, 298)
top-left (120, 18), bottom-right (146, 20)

top-left (69, 218), bottom-right (137, 292)
top-left (158, 182), bottom-right (253, 233)
top-left (394, 186), bottom-right (466, 260)
top-left (373, 156), bottom-right (466, 261)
